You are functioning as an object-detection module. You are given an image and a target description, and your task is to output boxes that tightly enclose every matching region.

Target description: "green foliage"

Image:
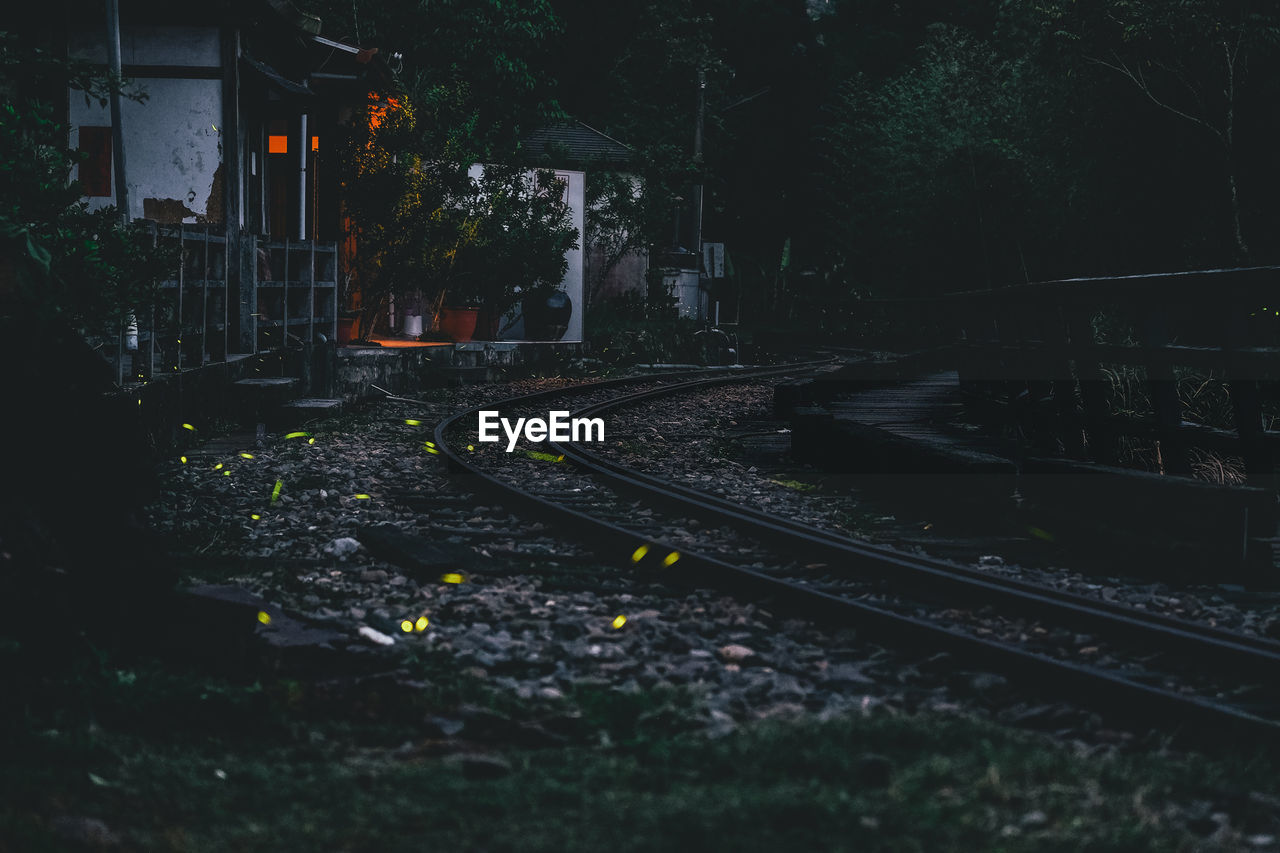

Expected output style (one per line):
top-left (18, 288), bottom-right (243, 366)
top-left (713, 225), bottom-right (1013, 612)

top-left (300, 0), bottom-right (564, 161)
top-left (818, 25), bottom-right (1058, 296)
top-left (448, 164), bottom-right (578, 315)
top-left (0, 33), bottom-right (174, 341)
top-left (336, 96), bottom-right (469, 330)
top-left (6, 635), bottom-right (1280, 851)
top-left (587, 292), bottom-right (703, 365)
top-left (337, 97), bottom-right (576, 333)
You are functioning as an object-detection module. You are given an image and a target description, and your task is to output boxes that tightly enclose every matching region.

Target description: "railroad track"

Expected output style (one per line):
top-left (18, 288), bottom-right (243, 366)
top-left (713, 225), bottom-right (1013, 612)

top-left (430, 361), bottom-right (1280, 746)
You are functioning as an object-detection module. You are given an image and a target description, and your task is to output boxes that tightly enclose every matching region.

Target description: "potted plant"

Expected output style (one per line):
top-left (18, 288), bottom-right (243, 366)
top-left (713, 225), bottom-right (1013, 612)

top-left (446, 165), bottom-right (577, 341)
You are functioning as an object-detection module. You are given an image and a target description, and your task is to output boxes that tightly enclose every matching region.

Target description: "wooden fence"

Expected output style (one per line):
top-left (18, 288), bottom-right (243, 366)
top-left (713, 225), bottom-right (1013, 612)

top-left (871, 267), bottom-right (1280, 489)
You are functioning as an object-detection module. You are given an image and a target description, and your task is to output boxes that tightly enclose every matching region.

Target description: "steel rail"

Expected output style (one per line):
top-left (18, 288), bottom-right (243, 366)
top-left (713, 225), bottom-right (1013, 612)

top-left (432, 364), bottom-right (1280, 744)
top-left (550, 379), bottom-right (1280, 677)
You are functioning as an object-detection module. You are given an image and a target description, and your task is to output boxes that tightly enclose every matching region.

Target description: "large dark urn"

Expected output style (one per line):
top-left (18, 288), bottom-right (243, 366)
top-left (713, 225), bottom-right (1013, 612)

top-left (522, 290), bottom-right (573, 341)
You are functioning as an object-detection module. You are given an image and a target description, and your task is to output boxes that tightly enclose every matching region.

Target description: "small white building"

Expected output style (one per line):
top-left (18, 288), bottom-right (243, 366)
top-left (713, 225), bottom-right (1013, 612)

top-left (520, 121), bottom-right (649, 309)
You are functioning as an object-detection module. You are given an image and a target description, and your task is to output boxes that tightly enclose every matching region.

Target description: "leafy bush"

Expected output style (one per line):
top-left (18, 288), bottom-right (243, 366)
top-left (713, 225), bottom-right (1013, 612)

top-left (0, 34), bottom-right (175, 342)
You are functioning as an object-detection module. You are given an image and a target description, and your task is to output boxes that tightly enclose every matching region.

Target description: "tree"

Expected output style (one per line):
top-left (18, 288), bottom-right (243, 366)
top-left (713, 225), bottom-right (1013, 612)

top-left (337, 95), bottom-right (471, 336)
top-left (448, 164), bottom-right (578, 330)
top-left (300, 0), bottom-right (565, 161)
top-left (0, 31), bottom-right (174, 343)
top-left (1031, 0), bottom-right (1280, 262)
top-left (817, 25), bottom-right (1056, 295)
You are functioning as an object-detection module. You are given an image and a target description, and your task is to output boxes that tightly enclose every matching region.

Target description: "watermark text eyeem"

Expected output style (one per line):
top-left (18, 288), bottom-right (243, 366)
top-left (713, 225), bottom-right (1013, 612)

top-left (477, 410), bottom-right (604, 452)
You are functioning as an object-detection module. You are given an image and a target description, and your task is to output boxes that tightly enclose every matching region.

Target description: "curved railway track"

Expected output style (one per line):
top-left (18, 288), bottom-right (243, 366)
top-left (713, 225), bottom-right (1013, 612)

top-left (431, 361), bottom-right (1280, 746)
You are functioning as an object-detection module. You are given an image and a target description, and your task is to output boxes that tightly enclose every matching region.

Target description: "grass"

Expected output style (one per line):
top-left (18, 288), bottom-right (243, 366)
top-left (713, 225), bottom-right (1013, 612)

top-left (4, 636), bottom-right (1280, 851)
top-left (767, 477), bottom-right (820, 492)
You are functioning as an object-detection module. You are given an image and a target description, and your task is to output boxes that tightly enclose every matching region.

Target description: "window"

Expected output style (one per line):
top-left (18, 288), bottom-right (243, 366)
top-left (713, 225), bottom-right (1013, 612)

top-left (79, 126), bottom-right (112, 197)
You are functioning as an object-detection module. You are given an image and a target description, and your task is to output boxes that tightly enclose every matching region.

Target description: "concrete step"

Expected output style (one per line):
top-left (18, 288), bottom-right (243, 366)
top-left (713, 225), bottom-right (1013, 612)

top-left (272, 397), bottom-right (345, 429)
top-left (233, 377), bottom-right (301, 425)
top-left (435, 365), bottom-right (495, 385)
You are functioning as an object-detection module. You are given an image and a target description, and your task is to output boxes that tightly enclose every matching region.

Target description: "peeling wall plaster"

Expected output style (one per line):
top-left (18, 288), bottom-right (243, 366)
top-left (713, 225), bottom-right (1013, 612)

top-left (68, 27), bottom-right (223, 224)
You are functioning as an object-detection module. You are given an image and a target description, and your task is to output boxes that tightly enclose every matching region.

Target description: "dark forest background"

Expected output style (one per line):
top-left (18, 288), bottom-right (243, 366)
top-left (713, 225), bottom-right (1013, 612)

top-left (303, 0), bottom-right (1280, 321)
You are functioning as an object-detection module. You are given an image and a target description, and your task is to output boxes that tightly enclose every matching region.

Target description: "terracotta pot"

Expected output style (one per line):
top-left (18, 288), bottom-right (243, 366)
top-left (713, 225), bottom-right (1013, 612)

top-left (438, 306), bottom-right (480, 342)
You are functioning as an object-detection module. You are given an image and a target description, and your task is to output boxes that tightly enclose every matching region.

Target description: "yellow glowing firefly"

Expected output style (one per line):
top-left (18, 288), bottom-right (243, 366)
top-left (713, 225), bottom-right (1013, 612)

top-left (414, 616), bottom-right (429, 632)
top-left (257, 611), bottom-right (271, 625)
top-left (250, 513), bottom-right (260, 520)
top-left (612, 614), bottom-right (627, 629)
top-left (440, 573), bottom-right (465, 584)
top-left (405, 419), bottom-right (422, 426)
top-left (400, 619), bottom-right (414, 633)
top-left (631, 544), bottom-right (650, 563)
top-left (308, 438), bottom-right (316, 445)
top-left (663, 551), bottom-right (681, 567)
top-left (180, 456), bottom-right (187, 464)
top-left (271, 480), bottom-right (283, 502)
top-left (240, 452), bottom-right (254, 459)
top-left (213, 463), bottom-right (223, 471)
top-left (182, 423), bottom-right (196, 432)
top-left (284, 431), bottom-right (309, 440)
top-left (355, 493), bottom-right (371, 500)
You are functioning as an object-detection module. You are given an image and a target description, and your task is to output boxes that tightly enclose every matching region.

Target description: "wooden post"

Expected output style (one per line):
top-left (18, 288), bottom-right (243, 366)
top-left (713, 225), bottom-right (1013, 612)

top-left (1067, 305), bottom-right (1117, 465)
top-left (1225, 284), bottom-right (1273, 491)
top-left (1045, 297), bottom-right (1085, 458)
top-left (1141, 298), bottom-right (1192, 475)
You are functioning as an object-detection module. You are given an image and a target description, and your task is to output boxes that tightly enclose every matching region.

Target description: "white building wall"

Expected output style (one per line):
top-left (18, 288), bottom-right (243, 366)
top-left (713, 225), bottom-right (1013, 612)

top-left (467, 164), bottom-right (585, 342)
top-left (67, 27), bottom-right (223, 224)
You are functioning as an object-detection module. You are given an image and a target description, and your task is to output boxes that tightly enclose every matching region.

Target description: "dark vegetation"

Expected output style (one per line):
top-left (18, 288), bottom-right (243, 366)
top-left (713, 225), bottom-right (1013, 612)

top-left (6, 636), bottom-right (1280, 850)
top-left (7, 2), bottom-right (1280, 848)
top-left (302, 0), bottom-right (1280, 337)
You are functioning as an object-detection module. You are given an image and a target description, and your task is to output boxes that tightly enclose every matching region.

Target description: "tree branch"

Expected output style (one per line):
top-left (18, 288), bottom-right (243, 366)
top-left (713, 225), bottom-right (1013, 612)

top-left (1086, 52), bottom-right (1227, 148)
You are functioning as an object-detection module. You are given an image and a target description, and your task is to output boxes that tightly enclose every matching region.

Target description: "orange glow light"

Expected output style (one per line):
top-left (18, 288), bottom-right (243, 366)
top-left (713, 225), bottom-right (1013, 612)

top-left (311, 136), bottom-right (319, 151)
top-left (268, 135), bottom-right (288, 154)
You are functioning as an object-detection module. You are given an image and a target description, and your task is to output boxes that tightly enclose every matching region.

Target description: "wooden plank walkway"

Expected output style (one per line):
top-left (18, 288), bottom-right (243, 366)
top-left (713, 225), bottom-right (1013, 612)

top-left (826, 371), bottom-right (1013, 460)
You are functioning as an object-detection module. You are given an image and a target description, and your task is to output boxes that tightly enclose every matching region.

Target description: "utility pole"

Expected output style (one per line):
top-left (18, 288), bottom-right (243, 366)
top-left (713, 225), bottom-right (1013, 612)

top-left (106, 0), bottom-right (131, 386)
top-left (105, 0), bottom-right (129, 222)
top-left (692, 67), bottom-right (706, 321)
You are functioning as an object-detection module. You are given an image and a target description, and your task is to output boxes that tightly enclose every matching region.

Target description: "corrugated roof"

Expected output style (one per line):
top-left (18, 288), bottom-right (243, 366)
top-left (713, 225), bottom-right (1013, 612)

top-left (521, 121), bottom-right (633, 166)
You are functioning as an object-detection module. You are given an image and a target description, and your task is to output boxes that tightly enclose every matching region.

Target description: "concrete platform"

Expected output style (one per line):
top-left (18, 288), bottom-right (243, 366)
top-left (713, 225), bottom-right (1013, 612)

top-left (786, 366), bottom-right (1277, 580)
top-left (336, 340), bottom-right (585, 402)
